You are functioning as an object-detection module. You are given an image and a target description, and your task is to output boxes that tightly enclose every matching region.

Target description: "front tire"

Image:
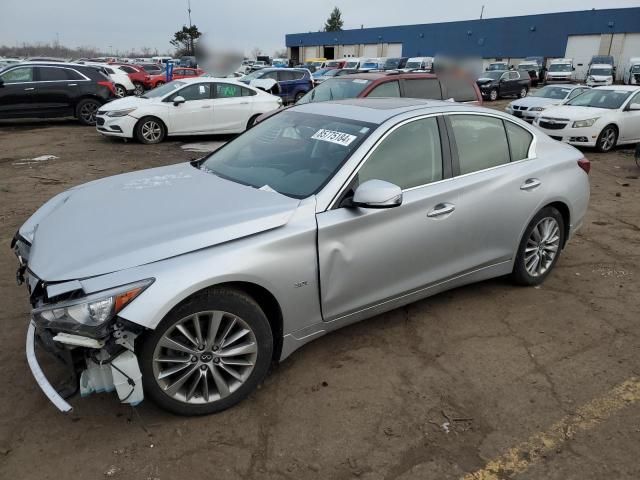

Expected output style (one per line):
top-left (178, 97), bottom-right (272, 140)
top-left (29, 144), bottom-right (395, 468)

top-left (511, 207), bottom-right (565, 286)
top-left (75, 98), bottom-right (101, 126)
top-left (139, 288), bottom-right (273, 416)
top-left (595, 125), bottom-right (618, 153)
top-left (135, 116), bottom-right (166, 144)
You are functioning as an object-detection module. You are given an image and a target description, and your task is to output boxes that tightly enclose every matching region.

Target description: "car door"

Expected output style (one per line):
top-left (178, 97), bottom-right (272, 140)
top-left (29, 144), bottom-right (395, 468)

top-left (33, 66), bottom-right (76, 116)
top-left (618, 91), bottom-right (640, 143)
top-left (316, 115), bottom-right (465, 321)
top-left (212, 82), bottom-right (254, 132)
top-left (165, 82), bottom-right (215, 134)
top-left (276, 70), bottom-right (294, 102)
top-left (442, 113), bottom-right (545, 271)
top-left (0, 66), bottom-right (37, 118)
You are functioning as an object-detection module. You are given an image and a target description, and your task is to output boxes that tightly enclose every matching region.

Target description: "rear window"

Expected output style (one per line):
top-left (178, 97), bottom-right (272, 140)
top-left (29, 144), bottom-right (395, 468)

top-left (441, 76), bottom-right (478, 102)
top-left (367, 80), bottom-right (400, 97)
top-left (403, 79), bottom-right (442, 100)
top-left (37, 67), bottom-right (72, 81)
top-left (297, 78), bottom-right (371, 103)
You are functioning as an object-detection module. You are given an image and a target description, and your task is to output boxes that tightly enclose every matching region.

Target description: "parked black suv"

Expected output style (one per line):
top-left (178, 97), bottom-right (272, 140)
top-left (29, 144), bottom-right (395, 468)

top-left (0, 62), bottom-right (116, 125)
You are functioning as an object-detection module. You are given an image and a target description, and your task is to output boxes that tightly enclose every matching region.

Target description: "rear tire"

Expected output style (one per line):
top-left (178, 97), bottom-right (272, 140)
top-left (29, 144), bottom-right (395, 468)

top-left (595, 125), bottom-right (618, 153)
top-left (489, 89), bottom-right (498, 101)
top-left (511, 207), bottom-right (565, 286)
top-left (519, 87), bottom-right (528, 98)
top-left (139, 288), bottom-right (273, 416)
top-left (155, 81), bottom-right (165, 88)
top-left (115, 84), bottom-right (127, 98)
top-left (246, 114), bottom-right (261, 130)
top-left (135, 116), bottom-right (166, 144)
top-left (133, 82), bottom-right (145, 96)
top-left (75, 98), bottom-right (101, 126)
top-left (294, 91), bottom-right (306, 103)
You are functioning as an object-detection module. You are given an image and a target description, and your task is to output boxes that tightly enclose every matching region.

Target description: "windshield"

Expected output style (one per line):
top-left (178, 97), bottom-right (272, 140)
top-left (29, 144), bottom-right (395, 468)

top-left (141, 80), bottom-right (185, 98)
top-left (243, 70), bottom-right (268, 81)
top-left (297, 78), bottom-right (372, 104)
top-left (384, 58), bottom-right (403, 69)
top-left (345, 61), bottom-right (359, 69)
top-left (531, 86), bottom-right (572, 99)
top-left (480, 71), bottom-right (504, 80)
top-left (549, 64), bottom-right (572, 72)
top-left (589, 68), bottom-right (613, 76)
top-left (324, 69), bottom-right (343, 77)
top-left (199, 111), bottom-right (374, 198)
top-left (518, 64), bottom-right (537, 70)
top-left (405, 61), bottom-right (422, 69)
top-left (565, 89), bottom-right (631, 109)
top-left (632, 65), bottom-right (640, 73)
top-left (487, 64), bottom-right (506, 71)
top-left (313, 68), bottom-right (333, 77)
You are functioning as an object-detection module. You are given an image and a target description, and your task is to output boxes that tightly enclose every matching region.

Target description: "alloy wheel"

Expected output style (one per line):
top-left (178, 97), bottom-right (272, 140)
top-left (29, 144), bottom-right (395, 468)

top-left (520, 88), bottom-right (527, 98)
top-left (524, 217), bottom-right (560, 277)
top-left (490, 89), bottom-right (498, 101)
top-left (80, 102), bottom-right (99, 124)
top-left (152, 310), bottom-right (258, 404)
top-left (134, 83), bottom-right (144, 96)
top-left (141, 120), bottom-right (162, 142)
top-left (599, 128), bottom-right (616, 152)
top-left (115, 85), bottom-right (126, 98)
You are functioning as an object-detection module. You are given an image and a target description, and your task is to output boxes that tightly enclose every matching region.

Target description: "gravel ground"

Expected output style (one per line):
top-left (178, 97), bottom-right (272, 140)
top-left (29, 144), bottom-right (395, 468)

top-left (0, 99), bottom-right (639, 479)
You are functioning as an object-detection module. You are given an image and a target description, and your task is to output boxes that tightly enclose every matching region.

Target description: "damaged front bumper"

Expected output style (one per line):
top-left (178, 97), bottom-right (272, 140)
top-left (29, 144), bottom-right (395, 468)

top-left (26, 320), bottom-right (145, 412)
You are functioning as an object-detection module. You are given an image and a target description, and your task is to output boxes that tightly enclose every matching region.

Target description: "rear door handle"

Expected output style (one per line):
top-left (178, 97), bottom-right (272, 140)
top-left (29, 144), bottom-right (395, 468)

top-left (520, 178), bottom-right (542, 190)
top-left (24, 87), bottom-right (35, 91)
top-left (427, 203), bottom-right (456, 218)
top-left (239, 102), bottom-right (249, 105)
top-left (201, 105), bottom-right (212, 109)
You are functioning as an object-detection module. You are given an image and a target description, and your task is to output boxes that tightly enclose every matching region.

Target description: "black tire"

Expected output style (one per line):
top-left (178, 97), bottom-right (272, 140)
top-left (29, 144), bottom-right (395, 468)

top-left (246, 114), bottom-right (261, 130)
top-left (75, 98), bottom-right (101, 126)
top-left (139, 288), bottom-right (273, 416)
top-left (135, 116), bottom-right (166, 144)
top-left (133, 82), bottom-right (145, 96)
top-left (489, 89), bottom-right (498, 101)
top-left (294, 91), bottom-right (306, 103)
top-left (511, 207), bottom-right (565, 286)
top-left (115, 84), bottom-right (127, 98)
top-left (595, 125), bottom-right (618, 153)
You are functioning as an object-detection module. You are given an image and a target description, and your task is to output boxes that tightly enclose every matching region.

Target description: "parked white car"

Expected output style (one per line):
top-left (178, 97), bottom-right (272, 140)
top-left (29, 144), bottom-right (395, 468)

top-left (546, 59), bottom-right (574, 83)
top-left (534, 86), bottom-right (640, 152)
top-left (96, 78), bottom-right (282, 143)
top-left (405, 56), bottom-right (434, 71)
top-left (83, 62), bottom-right (135, 97)
top-left (623, 57), bottom-right (640, 85)
top-left (586, 64), bottom-right (614, 87)
top-left (505, 85), bottom-right (590, 123)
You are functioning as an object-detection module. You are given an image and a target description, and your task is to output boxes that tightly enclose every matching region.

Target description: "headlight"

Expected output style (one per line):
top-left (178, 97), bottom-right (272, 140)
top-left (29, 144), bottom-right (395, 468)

top-left (32, 279), bottom-right (153, 336)
top-left (572, 118), bottom-right (599, 128)
top-left (106, 108), bottom-right (137, 117)
top-left (530, 107), bottom-right (546, 111)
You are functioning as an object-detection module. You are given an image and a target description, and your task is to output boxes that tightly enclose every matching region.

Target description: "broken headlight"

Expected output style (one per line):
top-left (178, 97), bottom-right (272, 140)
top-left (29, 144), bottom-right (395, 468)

top-left (32, 279), bottom-right (154, 337)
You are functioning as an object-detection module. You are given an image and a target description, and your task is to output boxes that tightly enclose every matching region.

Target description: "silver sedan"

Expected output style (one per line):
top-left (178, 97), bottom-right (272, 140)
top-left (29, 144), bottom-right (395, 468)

top-left (13, 98), bottom-right (590, 415)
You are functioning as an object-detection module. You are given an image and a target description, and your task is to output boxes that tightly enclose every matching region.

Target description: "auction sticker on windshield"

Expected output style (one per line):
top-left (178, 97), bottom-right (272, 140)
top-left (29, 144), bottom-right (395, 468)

top-left (311, 129), bottom-right (357, 146)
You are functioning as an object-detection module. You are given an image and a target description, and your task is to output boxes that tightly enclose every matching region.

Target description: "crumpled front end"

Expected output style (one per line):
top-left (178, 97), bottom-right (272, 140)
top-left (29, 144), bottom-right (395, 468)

top-left (14, 233), bottom-right (149, 412)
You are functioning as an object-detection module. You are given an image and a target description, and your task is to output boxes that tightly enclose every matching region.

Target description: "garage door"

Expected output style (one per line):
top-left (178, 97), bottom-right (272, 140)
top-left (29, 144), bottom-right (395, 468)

top-left (342, 45), bottom-right (357, 58)
top-left (620, 34), bottom-right (640, 81)
top-left (362, 44), bottom-right (378, 57)
top-left (565, 35), bottom-right (601, 81)
top-left (303, 46), bottom-right (319, 61)
top-left (386, 43), bottom-right (402, 57)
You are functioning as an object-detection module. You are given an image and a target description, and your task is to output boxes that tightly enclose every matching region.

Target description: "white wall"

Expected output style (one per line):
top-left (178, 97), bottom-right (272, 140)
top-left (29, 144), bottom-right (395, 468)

top-left (362, 44), bottom-right (378, 57)
top-left (565, 35), bottom-right (601, 81)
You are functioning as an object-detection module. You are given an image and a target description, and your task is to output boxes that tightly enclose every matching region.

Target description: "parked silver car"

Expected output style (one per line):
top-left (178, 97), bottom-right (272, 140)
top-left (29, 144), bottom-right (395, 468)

top-left (14, 98), bottom-right (590, 415)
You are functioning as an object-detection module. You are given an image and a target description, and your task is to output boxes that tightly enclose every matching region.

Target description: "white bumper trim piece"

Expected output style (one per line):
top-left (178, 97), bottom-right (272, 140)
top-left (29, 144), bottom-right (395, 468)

top-left (26, 321), bottom-right (73, 413)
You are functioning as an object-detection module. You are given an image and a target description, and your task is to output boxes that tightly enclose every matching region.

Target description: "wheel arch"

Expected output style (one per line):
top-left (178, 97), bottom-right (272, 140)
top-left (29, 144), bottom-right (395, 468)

top-left (545, 201), bottom-right (571, 248)
top-left (134, 114), bottom-right (168, 136)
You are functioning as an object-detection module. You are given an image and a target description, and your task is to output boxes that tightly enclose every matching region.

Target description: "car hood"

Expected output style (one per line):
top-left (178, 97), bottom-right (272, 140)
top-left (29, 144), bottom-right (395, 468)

top-left (539, 105), bottom-right (607, 119)
top-left (21, 163), bottom-right (300, 281)
top-left (99, 95), bottom-right (162, 111)
top-left (477, 78), bottom-right (498, 85)
top-left (511, 97), bottom-right (561, 108)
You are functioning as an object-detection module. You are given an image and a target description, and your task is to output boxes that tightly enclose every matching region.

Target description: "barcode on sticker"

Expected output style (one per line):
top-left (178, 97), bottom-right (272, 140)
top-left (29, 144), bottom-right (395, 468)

top-left (311, 129), bottom-right (357, 146)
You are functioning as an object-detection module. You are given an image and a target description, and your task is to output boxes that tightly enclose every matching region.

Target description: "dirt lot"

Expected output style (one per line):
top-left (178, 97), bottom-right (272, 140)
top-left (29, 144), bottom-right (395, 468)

top-left (0, 100), bottom-right (639, 480)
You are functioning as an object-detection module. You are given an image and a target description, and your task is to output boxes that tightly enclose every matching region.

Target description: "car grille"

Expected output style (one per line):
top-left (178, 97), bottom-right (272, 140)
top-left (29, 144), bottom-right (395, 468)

top-left (96, 117), bottom-right (105, 126)
top-left (538, 117), bottom-right (569, 130)
top-left (513, 105), bottom-right (529, 111)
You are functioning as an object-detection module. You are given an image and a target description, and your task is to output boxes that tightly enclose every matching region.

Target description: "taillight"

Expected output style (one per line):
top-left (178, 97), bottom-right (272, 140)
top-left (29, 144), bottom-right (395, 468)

top-left (577, 157), bottom-right (591, 175)
top-left (98, 80), bottom-right (116, 96)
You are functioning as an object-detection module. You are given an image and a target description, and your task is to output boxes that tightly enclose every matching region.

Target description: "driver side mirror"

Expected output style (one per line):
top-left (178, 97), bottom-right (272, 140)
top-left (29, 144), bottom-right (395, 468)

top-left (173, 95), bottom-right (185, 106)
top-left (352, 180), bottom-right (403, 209)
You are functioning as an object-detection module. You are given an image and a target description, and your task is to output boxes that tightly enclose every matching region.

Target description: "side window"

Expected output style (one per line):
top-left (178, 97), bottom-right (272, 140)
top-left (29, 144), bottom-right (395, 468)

top-left (627, 91), bottom-right (640, 106)
top-left (0, 67), bottom-right (34, 83)
top-left (291, 71), bottom-right (306, 80)
top-left (215, 83), bottom-right (242, 98)
top-left (262, 71), bottom-right (279, 81)
top-left (509, 71), bottom-right (519, 80)
top-left (241, 87), bottom-right (257, 96)
top-left (66, 69), bottom-right (85, 80)
top-left (505, 122), bottom-right (533, 161)
top-left (37, 67), bottom-right (70, 81)
top-left (367, 80), bottom-right (400, 98)
top-left (403, 79), bottom-right (442, 100)
top-left (120, 66), bottom-right (135, 73)
top-left (500, 72), bottom-right (509, 81)
top-left (449, 115), bottom-right (510, 175)
top-left (277, 71), bottom-right (294, 81)
top-left (568, 88), bottom-right (582, 99)
top-left (357, 117), bottom-right (443, 190)
top-left (174, 83), bottom-right (211, 101)
top-left (441, 77), bottom-right (478, 102)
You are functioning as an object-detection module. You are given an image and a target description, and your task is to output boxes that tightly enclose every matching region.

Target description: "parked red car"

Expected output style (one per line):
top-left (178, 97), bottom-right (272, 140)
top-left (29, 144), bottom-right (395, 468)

top-left (146, 67), bottom-right (204, 89)
top-left (112, 64), bottom-right (149, 96)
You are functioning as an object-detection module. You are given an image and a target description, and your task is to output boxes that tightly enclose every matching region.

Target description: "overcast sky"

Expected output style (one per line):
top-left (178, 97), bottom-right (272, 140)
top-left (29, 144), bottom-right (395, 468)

top-left (1, 0), bottom-right (638, 55)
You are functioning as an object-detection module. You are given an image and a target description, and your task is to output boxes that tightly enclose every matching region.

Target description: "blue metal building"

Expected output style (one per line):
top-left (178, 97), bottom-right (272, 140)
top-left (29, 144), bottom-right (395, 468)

top-left (285, 7), bottom-right (640, 65)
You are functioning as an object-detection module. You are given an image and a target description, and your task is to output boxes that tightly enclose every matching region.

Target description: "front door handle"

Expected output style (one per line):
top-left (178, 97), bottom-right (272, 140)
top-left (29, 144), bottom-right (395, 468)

top-left (427, 203), bottom-right (456, 218)
top-left (24, 87), bottom-right (35, 91)
top-left (239, 102), bottom-right (249, 105)
top-left (520, 178), bottom-right (542, 191)
top-left (201, 105), bottom-right (212, 109)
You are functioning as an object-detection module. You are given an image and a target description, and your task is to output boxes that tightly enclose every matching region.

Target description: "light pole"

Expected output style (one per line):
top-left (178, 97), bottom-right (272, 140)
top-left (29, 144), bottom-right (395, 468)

top-left (187, 0), bottom-right (193, 55)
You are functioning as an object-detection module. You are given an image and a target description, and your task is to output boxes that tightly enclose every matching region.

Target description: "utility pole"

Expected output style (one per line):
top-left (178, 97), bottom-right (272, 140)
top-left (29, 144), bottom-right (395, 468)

top-left (480, 5), bottom-right (485, 19)
top-left (187, 0), bottom-right (193, 55)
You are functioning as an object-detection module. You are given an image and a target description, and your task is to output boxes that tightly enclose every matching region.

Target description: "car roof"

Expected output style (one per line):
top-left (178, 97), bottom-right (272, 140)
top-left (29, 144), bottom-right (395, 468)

top-left (289, 98), bottom-right (481, 124)
top-left (592, 85), bottom-right (640, 91)
top-left (335, 71), bottom-right (437, 81)
top-left (10, 61), bottom-right (90, 68)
